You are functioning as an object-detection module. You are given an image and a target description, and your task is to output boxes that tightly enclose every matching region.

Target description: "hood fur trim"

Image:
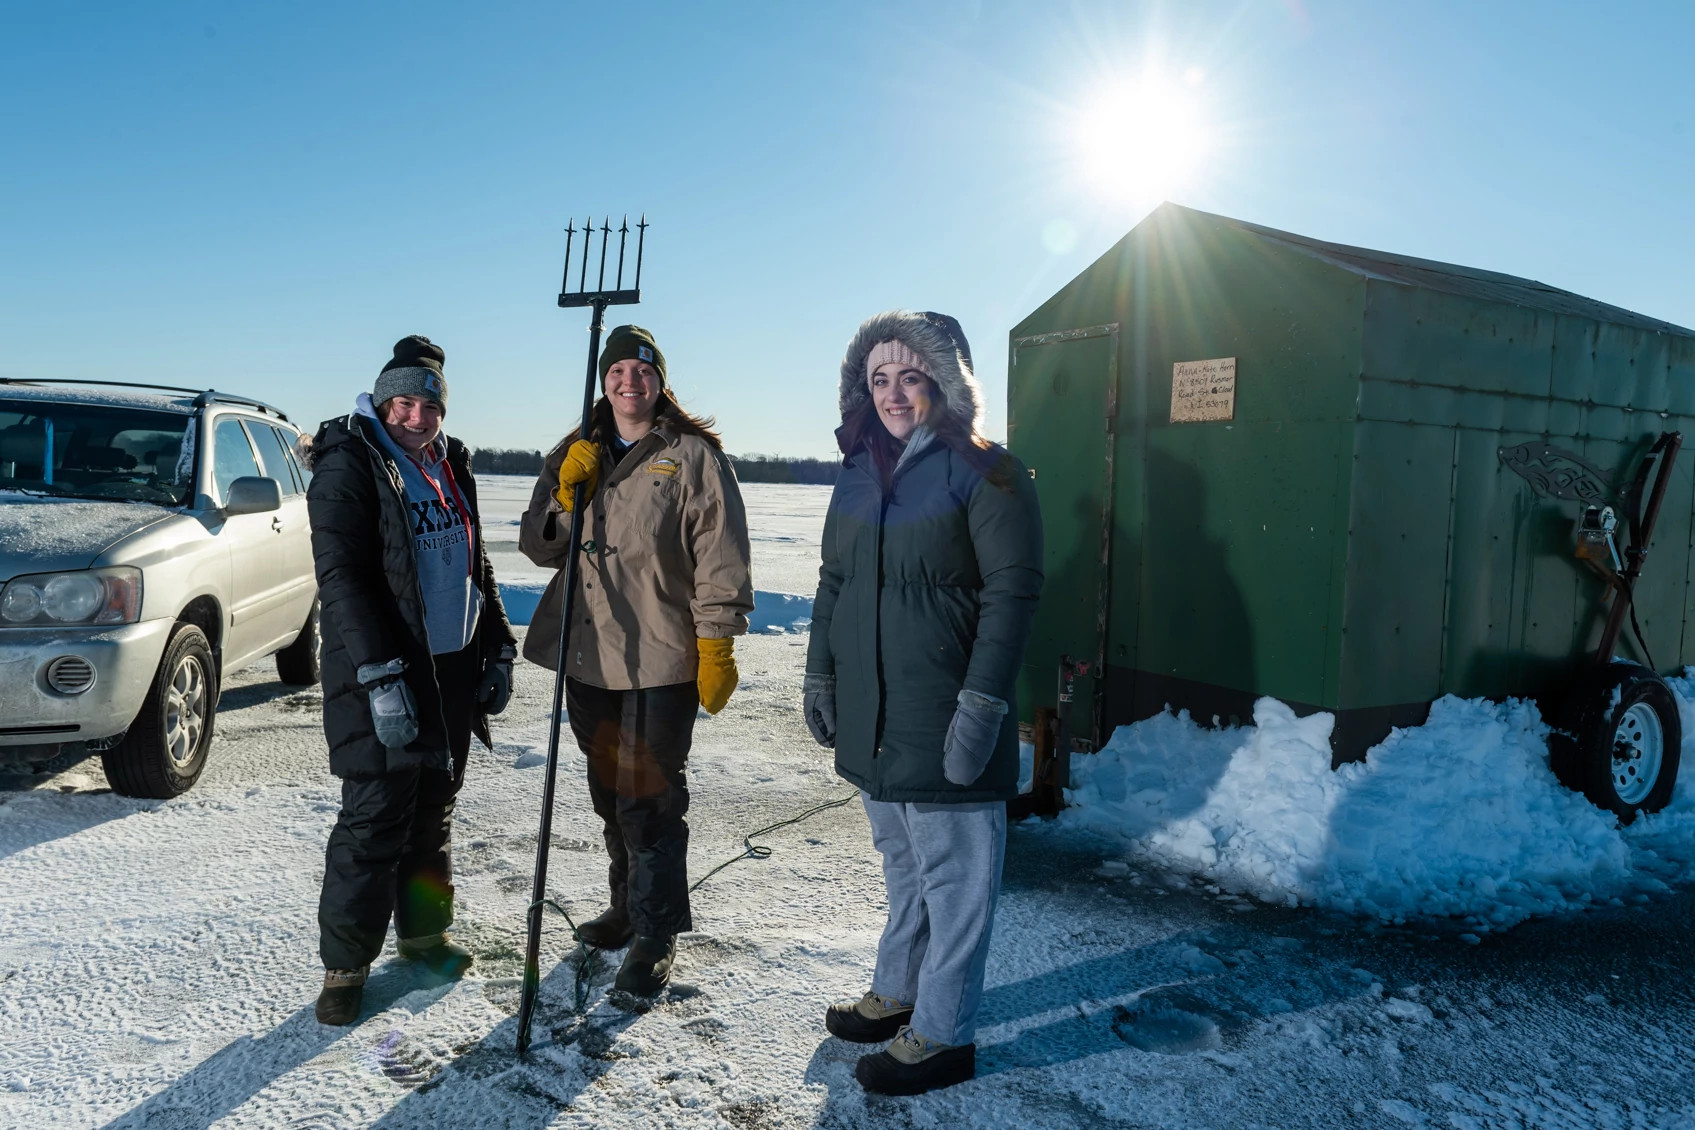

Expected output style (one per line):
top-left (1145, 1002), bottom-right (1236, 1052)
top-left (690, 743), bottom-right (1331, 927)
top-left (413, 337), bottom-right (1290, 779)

top-left (838, 310), bottom-right (982, 437)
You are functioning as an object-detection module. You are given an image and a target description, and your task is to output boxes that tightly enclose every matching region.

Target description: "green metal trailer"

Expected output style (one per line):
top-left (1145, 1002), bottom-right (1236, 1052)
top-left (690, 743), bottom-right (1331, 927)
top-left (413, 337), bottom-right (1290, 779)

top-left (1008, 203), bottom-right (1695, 820)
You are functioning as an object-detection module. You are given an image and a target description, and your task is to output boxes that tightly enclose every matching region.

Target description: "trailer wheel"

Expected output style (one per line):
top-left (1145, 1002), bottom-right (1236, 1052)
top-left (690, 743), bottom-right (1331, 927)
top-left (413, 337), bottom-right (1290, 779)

top-left (1551, 663), bottom-right (1681, 823)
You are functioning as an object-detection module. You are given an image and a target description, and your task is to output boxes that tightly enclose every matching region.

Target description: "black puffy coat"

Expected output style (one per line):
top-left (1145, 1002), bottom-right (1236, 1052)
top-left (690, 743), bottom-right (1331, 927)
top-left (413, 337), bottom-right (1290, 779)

top-left (305, 413), bottom-right (515, 778)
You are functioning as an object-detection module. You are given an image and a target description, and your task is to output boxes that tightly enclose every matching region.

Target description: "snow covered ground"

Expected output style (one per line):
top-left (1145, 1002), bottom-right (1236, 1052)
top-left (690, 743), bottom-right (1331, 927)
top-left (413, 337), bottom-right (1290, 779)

top-left (2, 481), bottom-right (1693, 1128)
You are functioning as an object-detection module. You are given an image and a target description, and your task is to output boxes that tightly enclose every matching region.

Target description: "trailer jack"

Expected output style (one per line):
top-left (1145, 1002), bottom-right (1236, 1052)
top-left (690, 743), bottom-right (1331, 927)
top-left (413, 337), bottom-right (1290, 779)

top-left (1010, 655), bottom-right (1090, 819)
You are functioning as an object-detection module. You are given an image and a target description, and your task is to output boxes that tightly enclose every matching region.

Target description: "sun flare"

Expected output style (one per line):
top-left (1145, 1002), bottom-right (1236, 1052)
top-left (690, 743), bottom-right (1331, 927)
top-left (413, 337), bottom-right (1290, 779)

top-left (1074, 70), bottom-right (1210, 208)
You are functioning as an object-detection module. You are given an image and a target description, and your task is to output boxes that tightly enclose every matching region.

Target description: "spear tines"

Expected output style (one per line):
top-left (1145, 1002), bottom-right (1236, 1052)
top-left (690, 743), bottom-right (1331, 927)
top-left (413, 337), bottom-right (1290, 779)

top-left (578, 215), bottom-right (591, 292)
top-left (555, 211), bottom-right (646, 307)
top-left (560, 219), bottom-right (577, 294)
top-left (615, 215), bottom-right (629, 290)
top-left (597, 216), bottom-right (611, 291)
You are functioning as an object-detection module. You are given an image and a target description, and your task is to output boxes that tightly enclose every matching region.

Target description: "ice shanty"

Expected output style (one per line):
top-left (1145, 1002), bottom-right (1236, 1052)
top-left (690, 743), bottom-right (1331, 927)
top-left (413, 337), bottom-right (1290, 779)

top-left (1009, 203), bottom-right (1695, 818)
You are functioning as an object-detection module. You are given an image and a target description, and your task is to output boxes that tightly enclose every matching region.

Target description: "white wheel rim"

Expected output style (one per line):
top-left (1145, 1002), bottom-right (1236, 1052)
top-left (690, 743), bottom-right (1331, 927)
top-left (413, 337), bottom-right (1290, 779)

top-left (164, 654), bottom-right (207, 770)
top-left (1612, 701), bottom-right (1664, 807)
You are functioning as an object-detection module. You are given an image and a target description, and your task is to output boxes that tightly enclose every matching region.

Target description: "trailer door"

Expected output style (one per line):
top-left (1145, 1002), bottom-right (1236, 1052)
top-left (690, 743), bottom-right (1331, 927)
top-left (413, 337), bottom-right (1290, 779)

top-left (1008, 324), bottom-right (1120, 747)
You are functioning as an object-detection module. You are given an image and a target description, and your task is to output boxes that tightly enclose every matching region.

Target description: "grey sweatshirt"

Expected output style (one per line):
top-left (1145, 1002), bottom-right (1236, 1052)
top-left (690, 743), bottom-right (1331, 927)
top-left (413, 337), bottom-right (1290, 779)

top-left (356, 393), bottom-right (482, 655)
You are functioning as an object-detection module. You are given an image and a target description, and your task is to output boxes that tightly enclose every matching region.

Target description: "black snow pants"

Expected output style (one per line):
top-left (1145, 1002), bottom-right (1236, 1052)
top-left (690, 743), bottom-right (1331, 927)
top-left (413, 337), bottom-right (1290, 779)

top-left (318, 644), bottom-right (478, 971)
top-left (565, 677), bottom-right (699, 939)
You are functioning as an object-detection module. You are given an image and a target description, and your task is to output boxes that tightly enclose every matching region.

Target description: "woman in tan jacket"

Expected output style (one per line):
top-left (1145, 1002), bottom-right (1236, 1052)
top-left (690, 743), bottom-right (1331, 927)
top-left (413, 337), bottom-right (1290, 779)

top-left (519, 324), bottom-right (753, 995)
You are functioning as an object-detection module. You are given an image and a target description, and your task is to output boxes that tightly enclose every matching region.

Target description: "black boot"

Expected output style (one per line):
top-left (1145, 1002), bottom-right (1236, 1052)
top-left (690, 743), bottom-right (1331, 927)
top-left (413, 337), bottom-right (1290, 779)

top-left (397, 933), bottom-right (474, 979)
top-left (315, 966), bottom-right (368, 1026)
top-left (614, 934), bottom-right (675, 996)
top-left (825, 991), bottom-right (914, 1043)
top-left (855, 1027), bottom-right (976, 1095)
top-left (576, 907), bottom-right (635, 950)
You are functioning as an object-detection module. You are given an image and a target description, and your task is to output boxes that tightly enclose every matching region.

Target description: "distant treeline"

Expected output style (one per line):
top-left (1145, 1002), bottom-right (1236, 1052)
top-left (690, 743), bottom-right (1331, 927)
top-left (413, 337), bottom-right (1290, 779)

top-left (470, 448), bottom-right (548, 475)
top-left (727, 455), bottom-right (840, 484)
top-left (470, 447), bottom-right (839, 485)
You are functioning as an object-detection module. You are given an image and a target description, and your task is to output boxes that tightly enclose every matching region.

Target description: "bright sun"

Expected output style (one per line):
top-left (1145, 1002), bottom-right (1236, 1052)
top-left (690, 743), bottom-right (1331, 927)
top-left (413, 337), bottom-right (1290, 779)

top-left (1075, 69), bottom-right (1210, 208)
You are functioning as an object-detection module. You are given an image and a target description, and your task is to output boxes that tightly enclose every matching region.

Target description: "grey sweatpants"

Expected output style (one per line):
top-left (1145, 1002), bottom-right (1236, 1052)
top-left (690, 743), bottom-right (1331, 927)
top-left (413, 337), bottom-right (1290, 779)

top-left (862, 793), bottom-right (1007, 1046)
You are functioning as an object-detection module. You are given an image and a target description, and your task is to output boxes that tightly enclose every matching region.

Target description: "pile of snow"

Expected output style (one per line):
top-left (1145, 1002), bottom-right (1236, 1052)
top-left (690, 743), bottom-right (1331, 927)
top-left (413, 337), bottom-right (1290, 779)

top-left (1062, 689), bottom-right (1695, 930)
top-left (496, 583), bottom-right (811, 634)
top-left (496, 581), bottom-right (545, 626)
top-left (746, 590), bottom-right (812, 634)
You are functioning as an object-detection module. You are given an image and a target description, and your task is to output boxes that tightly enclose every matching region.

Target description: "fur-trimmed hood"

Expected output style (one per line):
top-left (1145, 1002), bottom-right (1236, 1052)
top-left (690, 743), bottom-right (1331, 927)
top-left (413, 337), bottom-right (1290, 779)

top-left (838, 310), bottom-right (983, 438)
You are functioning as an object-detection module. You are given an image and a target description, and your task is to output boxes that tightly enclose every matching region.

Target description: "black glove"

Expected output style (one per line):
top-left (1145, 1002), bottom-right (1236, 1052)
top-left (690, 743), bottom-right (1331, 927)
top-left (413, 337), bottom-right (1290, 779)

top-left (803, 672), bottom-right (836, 748)
top-left (478, 645), bottom-right (516, 716)
top-left (357, 658), bottom-right (419, 750)
top-left (942, 689), bottom-right (1007, 786)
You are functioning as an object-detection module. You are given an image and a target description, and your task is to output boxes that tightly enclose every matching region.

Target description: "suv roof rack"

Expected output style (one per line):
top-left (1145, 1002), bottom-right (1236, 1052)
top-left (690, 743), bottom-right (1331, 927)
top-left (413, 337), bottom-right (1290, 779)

top-left (0, 377), bottom-right (290, 422)
top-left (189, 389), bottom-right (290, 421)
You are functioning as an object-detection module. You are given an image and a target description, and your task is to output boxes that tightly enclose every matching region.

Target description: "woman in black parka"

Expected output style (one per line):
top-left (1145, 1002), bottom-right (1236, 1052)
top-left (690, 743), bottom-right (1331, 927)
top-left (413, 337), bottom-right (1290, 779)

top-left (805, 310), bottom-right (1043, 1095)
top-left (305, 335), bottom-right (516, 1026)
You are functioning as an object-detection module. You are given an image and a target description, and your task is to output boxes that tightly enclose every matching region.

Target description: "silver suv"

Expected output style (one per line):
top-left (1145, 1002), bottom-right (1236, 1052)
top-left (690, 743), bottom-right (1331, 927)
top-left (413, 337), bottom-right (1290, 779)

top-left (0, 380), bottom-right (319, 796)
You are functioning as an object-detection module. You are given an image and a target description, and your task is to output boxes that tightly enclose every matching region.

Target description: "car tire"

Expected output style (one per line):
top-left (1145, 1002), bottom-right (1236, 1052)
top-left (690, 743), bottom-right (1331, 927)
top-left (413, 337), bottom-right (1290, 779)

top-left (102, 623), bottom-right (217, 798)
top-left (275, 600), bottom-right (321, 686)
top-left (1549, 662), bottom-right (1682, 824)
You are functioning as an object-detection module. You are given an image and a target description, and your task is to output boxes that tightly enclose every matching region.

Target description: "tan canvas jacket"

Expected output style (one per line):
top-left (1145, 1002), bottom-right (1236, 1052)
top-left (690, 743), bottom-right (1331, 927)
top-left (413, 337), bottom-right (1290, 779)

top-left (518, 423), bottom-right (753, 689)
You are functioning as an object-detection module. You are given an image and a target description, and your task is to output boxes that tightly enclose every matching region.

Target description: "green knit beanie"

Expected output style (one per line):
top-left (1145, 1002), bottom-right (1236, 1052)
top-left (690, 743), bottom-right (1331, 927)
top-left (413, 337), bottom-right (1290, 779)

top-left (598, 325), bottom-right (666, 386)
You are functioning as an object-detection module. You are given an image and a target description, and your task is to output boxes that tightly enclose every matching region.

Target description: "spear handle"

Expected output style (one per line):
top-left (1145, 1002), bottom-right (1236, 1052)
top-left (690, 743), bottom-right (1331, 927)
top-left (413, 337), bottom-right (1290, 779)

top-left (516, 297), bottom-right (608, 1054)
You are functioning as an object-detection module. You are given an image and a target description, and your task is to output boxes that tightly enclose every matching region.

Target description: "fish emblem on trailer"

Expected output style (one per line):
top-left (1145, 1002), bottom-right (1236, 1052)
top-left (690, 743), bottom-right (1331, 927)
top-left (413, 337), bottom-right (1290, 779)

top-left (1498, 443), bottom-right (1617, 506)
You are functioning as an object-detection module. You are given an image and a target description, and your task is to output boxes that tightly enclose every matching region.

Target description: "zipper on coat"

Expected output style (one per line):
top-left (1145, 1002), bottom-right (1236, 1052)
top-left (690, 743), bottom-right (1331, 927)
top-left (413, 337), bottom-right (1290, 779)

top-left (871, 480), bottom-right (890, 778)
top-left (357, 419), bottom-right (452, 768)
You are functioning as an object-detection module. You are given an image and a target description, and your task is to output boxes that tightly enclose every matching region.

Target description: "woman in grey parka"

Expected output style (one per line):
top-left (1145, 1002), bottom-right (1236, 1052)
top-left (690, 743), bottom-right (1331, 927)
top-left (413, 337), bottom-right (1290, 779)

top-left (806, 310), bottom-right (1043, 1095)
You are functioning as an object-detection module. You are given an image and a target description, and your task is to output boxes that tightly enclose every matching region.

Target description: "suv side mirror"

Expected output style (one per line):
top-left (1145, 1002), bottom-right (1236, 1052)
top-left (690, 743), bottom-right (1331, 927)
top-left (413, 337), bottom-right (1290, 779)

top-left (225, 475), bottom-right (283, 515)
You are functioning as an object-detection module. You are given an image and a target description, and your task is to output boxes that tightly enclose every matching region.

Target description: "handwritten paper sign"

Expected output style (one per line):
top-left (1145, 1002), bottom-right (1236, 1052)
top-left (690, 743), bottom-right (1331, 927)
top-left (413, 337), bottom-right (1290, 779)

top-left (1170, 357), bottom-right (1237, 423)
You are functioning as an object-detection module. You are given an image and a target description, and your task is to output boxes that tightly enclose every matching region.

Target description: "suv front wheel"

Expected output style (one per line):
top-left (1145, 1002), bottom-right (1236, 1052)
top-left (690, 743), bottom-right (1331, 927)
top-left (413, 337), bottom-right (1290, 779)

top-left (102, 623), bottom-right (217, 798)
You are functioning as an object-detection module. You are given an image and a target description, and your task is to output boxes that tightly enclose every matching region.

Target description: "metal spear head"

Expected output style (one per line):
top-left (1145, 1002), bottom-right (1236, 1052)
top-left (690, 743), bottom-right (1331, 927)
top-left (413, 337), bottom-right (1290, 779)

top-left (558, 211), bottom-right (646, 308)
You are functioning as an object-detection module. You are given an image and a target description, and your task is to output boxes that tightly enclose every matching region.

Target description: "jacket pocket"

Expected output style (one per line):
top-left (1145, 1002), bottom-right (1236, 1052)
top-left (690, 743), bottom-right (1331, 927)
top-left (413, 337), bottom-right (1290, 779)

top-left (639, 476), bottom-right (684, 538)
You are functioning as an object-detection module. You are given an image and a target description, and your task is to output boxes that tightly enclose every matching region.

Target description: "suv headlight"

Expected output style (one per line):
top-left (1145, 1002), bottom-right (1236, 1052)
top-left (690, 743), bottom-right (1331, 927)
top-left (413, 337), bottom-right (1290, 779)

top-left (0, 567), bottom-right (143, 627)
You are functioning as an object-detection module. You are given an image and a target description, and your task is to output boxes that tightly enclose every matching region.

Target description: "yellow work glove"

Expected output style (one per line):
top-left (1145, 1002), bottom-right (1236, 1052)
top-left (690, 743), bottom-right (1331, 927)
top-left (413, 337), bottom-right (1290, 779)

top-left (696, 637), bottom-right (738, 715)
top-left (553, 440), bottom-right (601, 512)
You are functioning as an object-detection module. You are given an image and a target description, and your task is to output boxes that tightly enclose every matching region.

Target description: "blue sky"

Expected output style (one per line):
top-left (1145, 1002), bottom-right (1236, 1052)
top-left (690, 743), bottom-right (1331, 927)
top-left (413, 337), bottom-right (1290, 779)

top-left (3, 1), bottom-right (1691, 458)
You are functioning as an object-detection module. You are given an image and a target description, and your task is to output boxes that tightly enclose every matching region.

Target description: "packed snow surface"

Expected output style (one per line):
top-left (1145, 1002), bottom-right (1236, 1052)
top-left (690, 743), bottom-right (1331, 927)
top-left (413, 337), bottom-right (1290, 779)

top-left (1, 481), bottom-right (1692, 1128)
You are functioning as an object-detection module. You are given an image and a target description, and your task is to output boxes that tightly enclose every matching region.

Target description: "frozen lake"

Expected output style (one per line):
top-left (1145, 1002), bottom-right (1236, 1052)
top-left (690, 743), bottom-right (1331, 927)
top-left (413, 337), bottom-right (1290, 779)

top-left (0, 483), bottom-right (1692, 1128)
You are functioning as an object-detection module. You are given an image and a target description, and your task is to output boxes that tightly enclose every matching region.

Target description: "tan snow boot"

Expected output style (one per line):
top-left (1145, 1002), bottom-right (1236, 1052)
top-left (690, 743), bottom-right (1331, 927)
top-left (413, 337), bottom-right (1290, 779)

top-left (855, 1025), bottom-right (976, 1095)
top-left (824, 991), bottom-right (914, 1043)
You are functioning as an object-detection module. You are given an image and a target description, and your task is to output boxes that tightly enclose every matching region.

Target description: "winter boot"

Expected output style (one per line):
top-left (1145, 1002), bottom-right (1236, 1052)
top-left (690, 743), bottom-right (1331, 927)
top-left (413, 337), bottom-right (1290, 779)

top-left (575, 906), bottom-right (635, 950)
top-left (614, 934), bottom-right (675, 996)
top-left (397, 932), bottom-right (474, 979)
top-left (855, 1026), bottom-right (976, 1096)
top-left (825, 991), bottom-right (914, 1043)
top-left (315, 966), bottom-right (369, 1026)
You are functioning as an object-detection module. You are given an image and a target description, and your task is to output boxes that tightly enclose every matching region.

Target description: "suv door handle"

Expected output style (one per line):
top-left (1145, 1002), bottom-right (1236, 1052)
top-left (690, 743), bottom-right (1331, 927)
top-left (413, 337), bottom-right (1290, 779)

top-left (271, 517), bottom-right (284, 532)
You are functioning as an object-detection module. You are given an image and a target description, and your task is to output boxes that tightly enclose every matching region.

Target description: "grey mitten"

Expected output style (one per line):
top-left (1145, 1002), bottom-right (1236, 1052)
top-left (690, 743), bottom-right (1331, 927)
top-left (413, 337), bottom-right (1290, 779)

top-left (943, 689), bottom-right (1007, 786)
top-left (803, 672), bottom-right (836, 748)
top-left (358, 658), bottom-right (419, 750)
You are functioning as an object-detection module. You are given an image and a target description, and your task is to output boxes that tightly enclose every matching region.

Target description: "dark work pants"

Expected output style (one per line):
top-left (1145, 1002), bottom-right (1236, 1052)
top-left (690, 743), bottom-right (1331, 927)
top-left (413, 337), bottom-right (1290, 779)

top-left (566, 678), bottom-right (699, 938)
top-left (318, 644), bottom-right (478, 971)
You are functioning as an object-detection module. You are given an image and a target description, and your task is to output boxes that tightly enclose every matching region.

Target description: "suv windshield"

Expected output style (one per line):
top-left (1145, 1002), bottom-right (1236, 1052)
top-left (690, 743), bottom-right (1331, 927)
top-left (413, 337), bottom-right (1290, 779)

top-left (0, 399), bottom-right (196, 506)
